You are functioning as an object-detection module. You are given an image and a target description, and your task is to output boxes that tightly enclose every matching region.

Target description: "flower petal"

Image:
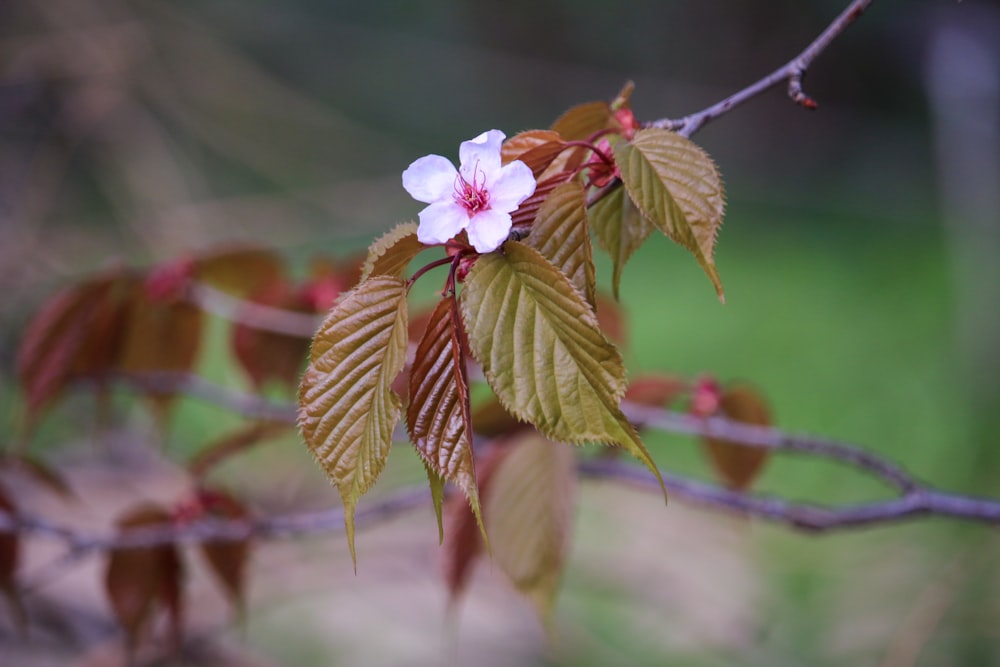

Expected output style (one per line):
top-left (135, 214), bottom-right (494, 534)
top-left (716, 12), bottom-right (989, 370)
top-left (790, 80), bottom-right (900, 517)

top-left (417, 201), bottom-right (469, 245)
top-left (403, 155), bottom-right (458, 204)
top-left (487, 159), bottom-right (537, 212)
top-left (466, 209), bottom-right (513, 253)
top-left (459, 130), bottom-right (504, 184)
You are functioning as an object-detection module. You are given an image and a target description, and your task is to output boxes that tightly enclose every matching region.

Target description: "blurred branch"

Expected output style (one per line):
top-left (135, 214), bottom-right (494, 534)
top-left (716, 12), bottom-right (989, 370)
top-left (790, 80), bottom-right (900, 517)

top-left (187, 282), bottom-right (321, 337)
top-left (9, 371), bottom-right (997, 568)
top-left (647, 0), bottom-right (875, 137)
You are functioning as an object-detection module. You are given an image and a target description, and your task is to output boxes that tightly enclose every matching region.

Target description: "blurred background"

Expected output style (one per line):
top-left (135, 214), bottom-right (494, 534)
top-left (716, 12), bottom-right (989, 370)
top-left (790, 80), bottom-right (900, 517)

top-left (1, 0), bottom-right (998, 665)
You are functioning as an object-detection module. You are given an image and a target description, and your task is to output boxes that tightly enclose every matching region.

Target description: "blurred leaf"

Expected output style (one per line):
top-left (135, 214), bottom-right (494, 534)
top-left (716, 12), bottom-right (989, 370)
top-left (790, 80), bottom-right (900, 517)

top-left (196, 489), bottom-right (251, 615)
top-left (360, 222), bottom-right (424, 282)
top-left (188, 422), bottom-right (292, 479)
top-left (485, 432), bottom-right (577, 628)
top-left (704, 384), bottom-right (772, 491)
top-left (526, 181), bottom-right (596, 308)
top-left (595, 291), bottom-right (628, 349)
top-left (441, 441), bottom-right (512, 602)
top-left (510, 172), bottom-right (575, 228)
top-left (118, 281), bottom-right (203, 422)
top-left (194, 246), bottom-right (285, 297)
top-left (551, 101), bottom-right (618, 141)
top-left (626, 374), bottom-right (688, 410)
top-left (232, 282), bottom-right (312, 391)
top-left (303, 256), bottom-right (359, 311)
top-left (0, 455), bottom-right (73, 498)
top-left (15, 269), bottom-right (133, 425)
top-left (106, 503), bottom-right (183, 656)
top-left (589, 186), bottom-right (654, 299)
top-left (460, 242), bottom-right (664, 498)
top-left (0, 483), bottom-right (25, 632)
top-left (298, 276), bottom-right (409, 568)
top-left (614, 128), bottom-right (725, 301)
top-left (407, 297), bottom-right (484, 545)
top-left (471, 397), bottom-right (524, 438)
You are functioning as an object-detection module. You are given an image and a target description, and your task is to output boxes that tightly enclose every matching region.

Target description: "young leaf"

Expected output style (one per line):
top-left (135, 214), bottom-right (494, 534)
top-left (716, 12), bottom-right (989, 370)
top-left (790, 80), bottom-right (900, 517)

top-left (613, 128), bottom-right (726, 301)
top-left (117, 280), bottom-right (203, 421)
top-left (196, 489), bottom-right (251, 615)
top-left (625, 374), bottom-right (688, 411)
top-left (15, 270), bottom-right (133, 424)
top-left (703, 384), bottom-right (772, 491)
top-left (232, 281), bottom-right (312, 391)
top-left (501, 130), bottom-right (568, 179)
top-left (551, 101), bottom-right (617, 141)
top-left (359, 222), bottom-right (424, 282)
top-left (105, 503), bottom-right (183, 656)
top-left (589, 186), bottom-right (654, 299)
top-left (526, 181), bottom-right (597, 308)
top-left (298, 276), bottom-right (409, 568)
top-left (194, 246), bottom-right (285, 296)
top-left (424, 462), bottom-right (446, 545)
top-left (441, 439), bottom-right (513, 602)
top-left (510, 171), bottom-right (575, 228)
top-left (407, 297), bottom-right (484, 544)
top-left (485, 432), bottom-right (577, 627)
top-left (0, 483), bottom-right (25, 632)
top-left (460, 242), bottom-right (664, 497)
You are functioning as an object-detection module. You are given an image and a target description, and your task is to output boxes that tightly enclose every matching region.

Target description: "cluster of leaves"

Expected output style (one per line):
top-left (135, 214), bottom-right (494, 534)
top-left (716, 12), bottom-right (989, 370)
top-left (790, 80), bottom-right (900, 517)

top-left (15, 246), bottom-right (357, 430)
top-left (4, 82), bottom-right (779, 648)
top-left (8, 246), bottom-right (360, 656)
top-left (105, 489), bottom-right (251, 658)
top-left (297, 82), bottom-right (730, 570)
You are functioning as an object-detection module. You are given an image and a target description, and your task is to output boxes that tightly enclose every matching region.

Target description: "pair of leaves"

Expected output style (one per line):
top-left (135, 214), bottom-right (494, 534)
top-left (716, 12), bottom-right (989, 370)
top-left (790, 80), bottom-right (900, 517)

top-left (444, 431), bottom-right (577, 627)
top-left (106, 491), bottom-right (251, 657)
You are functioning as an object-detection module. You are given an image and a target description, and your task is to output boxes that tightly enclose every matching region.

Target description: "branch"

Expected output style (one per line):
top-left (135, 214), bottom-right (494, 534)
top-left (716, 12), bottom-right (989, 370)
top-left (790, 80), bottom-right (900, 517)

top-left (37, 372), bottom-right (1000, 540)
top-left (646, 0), bottom-right (875, 137)
top-left (187, 282), bottom-right (321, 337)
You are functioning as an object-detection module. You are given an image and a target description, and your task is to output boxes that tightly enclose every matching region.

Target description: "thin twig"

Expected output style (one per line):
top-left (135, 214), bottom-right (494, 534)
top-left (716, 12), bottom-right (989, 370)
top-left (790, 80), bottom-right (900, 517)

top-left (646, 0), bottom-right (875, 137)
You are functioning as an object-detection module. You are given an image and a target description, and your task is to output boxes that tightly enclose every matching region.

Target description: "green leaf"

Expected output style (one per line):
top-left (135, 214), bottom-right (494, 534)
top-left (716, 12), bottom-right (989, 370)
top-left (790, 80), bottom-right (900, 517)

top-left (485, 432), bottom-right (577, 629)
top-left (526, 181), bottom-right (597, 308)
top-left (360, 222), bottom-right (424, 282)
top-left (589, 186), bottom-right (654, 299)
top-left (407, 296), bottom-right (485, 547)
top-left (460, 242), bottom-right (664, 497)
top-left (298, 276), bottom-right (409, 568)
top-left (614, 128), bottom-right (726, 301)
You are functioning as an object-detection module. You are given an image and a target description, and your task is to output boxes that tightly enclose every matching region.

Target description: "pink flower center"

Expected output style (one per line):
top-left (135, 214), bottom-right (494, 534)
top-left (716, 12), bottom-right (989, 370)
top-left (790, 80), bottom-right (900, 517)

top-left (454, 163), bottom-right (490, 216)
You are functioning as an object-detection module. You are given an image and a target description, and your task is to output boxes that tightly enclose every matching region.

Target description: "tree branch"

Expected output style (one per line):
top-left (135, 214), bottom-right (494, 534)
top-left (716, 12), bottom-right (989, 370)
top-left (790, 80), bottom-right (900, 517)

top-left (10, 371), bottom-right (996, 563)
top-left (187, 282), bottom-right (321, 337)
top-left (646, 0), bottom-right (875, 137)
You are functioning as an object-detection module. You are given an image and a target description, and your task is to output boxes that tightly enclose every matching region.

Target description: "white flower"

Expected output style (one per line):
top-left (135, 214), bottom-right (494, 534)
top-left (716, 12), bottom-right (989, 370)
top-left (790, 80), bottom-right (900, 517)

top-left (402, 130), bottom-right (537, 253)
